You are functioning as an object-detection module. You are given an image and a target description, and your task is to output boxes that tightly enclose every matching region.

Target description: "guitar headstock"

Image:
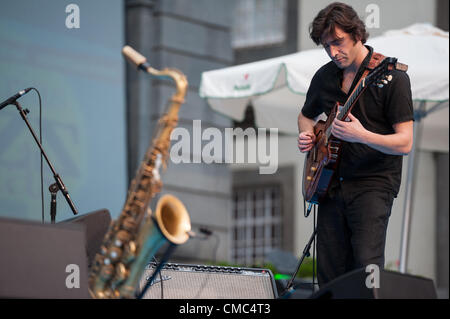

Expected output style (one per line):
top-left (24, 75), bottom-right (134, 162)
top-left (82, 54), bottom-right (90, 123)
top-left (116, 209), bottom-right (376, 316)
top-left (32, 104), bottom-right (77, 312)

top-left (366, 57), bottom-right (408, 88)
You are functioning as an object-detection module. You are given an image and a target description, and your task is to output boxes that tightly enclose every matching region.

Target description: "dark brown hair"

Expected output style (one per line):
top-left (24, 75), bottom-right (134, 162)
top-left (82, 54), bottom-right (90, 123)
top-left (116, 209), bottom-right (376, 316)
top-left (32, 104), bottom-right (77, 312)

top-left (309, 2), bottom-right (369, 45)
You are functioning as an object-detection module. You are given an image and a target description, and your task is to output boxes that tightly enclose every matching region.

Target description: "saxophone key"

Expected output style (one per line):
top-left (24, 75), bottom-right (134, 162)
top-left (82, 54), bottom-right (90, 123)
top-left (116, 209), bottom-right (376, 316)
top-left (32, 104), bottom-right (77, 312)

top-left (96, 287), bottom-right (114, 299)
top-left (122, 217), bottom-right (137, 232)
top-left (130, 199), bottom-right (146, 210)
top-left (141, 163), bottom-right (154, 176)
top-left (114, 230), bottom-right (131, 247)
top-left (100, 245), bottom-right (108, 255)
top-left (122, 241), bottom-right (137, 264)
top-left (99, 263), bottom-right (115, 281)
top-left (108, 246), bottom-right (123, 263)
top-left (111, 263), bottom-right (129, 287)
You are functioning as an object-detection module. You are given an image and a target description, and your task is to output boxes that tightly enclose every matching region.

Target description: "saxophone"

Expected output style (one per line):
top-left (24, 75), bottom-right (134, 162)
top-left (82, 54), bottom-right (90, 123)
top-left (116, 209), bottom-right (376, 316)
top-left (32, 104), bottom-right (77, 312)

top-left (88, 46), bottom-right (191, 299)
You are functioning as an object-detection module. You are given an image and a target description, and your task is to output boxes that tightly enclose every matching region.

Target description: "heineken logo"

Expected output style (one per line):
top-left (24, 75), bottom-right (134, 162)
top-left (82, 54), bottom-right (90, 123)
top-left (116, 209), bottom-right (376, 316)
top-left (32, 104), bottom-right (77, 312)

top-left (233, 73), bottom-right (251, 91)
top-left (234, 84), bottom-right (251, 91)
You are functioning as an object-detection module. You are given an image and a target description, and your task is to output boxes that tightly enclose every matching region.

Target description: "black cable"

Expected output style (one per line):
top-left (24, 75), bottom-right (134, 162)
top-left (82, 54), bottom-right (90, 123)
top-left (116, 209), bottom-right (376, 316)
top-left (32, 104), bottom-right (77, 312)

top-left (198, 227), bottom-right (219, 264)
top-left (159, 258), bottom-right (164, 299)
top-left (137, 244), bottom-right (175, 299)
top-left (190, 228), bottom-right (218, 299)
top-left (312, 205), bottom-right (316, 294)
top-left (212, 233), bottom-right (220, 264)
top-left (152, 256), bottom-right (164, 299)
top-left (29, 88), bottom-right (44, 224)
top-left (303, 199), bottom-right (307, 218)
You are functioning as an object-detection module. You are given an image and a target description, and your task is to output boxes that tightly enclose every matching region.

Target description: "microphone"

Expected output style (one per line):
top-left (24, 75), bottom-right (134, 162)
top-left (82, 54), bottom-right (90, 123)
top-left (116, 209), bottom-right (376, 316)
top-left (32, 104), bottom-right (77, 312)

top-left (187, 227), bottom-right (213, 239)
top-left (0, 88), bottom-right (32, 111)
top-left (199, 227), bottom-right (213, 236)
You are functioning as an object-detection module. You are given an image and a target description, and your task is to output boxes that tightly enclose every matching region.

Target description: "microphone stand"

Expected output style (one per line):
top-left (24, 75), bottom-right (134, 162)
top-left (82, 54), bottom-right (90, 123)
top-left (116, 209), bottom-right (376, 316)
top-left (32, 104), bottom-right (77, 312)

top-left (13, 101), bottom-right (78, 219)
top-left (280, 227), bottom-right (317, 298)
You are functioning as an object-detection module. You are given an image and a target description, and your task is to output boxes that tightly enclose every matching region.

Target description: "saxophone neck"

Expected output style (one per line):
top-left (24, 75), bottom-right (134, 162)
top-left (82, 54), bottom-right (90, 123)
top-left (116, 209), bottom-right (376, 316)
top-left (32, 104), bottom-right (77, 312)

top-left (146, 66), bottom-right (188, 100)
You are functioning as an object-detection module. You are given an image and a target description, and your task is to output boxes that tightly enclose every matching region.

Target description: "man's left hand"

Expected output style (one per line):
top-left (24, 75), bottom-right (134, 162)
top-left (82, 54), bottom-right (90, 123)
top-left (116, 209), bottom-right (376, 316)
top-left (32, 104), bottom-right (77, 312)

top-left (331, 113), bottom-right (367, 143)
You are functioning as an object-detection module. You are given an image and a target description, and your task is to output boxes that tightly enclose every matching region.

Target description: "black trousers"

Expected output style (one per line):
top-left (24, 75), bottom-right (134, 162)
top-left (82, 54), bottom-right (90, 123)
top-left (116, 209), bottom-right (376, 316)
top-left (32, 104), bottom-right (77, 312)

top-left (316, 182), bottom-right (394, 287)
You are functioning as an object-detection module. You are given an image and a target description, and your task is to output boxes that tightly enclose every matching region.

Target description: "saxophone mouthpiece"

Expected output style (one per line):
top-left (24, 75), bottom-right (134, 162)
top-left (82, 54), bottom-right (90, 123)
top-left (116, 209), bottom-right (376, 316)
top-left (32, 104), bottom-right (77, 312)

top-left (122, 45), bottom-right (149, 70)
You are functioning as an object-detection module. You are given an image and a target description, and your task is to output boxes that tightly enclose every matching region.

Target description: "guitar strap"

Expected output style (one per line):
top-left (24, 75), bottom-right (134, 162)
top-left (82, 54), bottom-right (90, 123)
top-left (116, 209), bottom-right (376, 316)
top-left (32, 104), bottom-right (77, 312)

top-left (367, 52), bottom-right (386, 70)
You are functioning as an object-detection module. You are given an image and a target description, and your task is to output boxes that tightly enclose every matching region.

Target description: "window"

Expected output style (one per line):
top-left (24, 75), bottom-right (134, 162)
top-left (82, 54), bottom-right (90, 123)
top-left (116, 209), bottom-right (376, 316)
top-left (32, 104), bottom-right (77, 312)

top-left (231, 185), bottom-right (283, 266)
top-left (232, 0), bottom-right (287, 48)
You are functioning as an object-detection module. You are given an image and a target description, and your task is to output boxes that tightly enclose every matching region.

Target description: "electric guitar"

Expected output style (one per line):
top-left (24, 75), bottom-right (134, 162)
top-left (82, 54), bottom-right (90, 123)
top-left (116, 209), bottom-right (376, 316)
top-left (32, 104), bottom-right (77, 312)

top-left (302, 55), bottom-right (408, 207)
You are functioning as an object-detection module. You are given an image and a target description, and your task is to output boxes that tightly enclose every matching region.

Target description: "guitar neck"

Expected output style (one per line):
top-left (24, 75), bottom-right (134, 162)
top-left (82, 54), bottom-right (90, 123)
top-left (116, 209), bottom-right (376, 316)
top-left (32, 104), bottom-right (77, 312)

top-left (338, 78), bottom-right (367, 121)
top-left (325, 77), bottom-right (368, 139)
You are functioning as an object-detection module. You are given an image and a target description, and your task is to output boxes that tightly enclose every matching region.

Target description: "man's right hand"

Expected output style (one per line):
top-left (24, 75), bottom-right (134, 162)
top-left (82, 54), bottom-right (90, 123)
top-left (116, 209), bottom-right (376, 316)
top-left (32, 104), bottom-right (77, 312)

top-left (298, 131), bottom-right (316, 153)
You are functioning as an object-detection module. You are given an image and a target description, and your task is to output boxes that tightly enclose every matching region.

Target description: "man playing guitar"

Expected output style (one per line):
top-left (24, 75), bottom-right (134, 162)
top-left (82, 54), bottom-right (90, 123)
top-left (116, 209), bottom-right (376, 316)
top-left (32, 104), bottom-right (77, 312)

top-left (298, 2), bottom-right (414, 286)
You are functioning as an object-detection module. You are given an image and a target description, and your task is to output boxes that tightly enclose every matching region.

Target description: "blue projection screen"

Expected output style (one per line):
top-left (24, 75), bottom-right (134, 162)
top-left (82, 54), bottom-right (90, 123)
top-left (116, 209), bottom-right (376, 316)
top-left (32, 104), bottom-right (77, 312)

top-left (0, 1), bottom-right (127, 222)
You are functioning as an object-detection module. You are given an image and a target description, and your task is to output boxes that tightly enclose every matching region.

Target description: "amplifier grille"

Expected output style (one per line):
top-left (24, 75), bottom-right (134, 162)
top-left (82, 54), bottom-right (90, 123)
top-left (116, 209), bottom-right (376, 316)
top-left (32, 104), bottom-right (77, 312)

top-left (139, 263), bottom-right (277, 299)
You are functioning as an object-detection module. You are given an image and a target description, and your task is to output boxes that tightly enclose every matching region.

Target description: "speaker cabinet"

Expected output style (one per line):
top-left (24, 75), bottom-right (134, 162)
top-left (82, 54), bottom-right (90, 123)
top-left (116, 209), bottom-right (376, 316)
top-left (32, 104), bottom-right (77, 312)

top-left (59, 209), bottom-right (111, 269)
top-left (0, 216), bottom-right (90, 298)
top-left (139, 263), bottom-right (278, 299)
top-left (311, 267), bottom-right (437, 299)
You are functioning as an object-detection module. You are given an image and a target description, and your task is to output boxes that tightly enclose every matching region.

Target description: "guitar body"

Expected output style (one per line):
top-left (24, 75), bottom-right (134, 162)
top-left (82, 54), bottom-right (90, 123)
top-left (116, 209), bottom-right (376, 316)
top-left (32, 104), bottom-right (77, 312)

top-left (302, 103), bottom-right (342, 204)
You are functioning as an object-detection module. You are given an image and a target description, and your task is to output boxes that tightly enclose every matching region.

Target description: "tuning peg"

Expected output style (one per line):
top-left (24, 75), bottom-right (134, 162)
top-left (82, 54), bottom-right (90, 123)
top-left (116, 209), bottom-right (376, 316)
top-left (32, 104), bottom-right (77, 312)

top-left (377, 83), bottom-right (384, 88)
top-left (382, 80), bottom-right (388, 84)
top-left (387, 75), bottom-right (393, 81)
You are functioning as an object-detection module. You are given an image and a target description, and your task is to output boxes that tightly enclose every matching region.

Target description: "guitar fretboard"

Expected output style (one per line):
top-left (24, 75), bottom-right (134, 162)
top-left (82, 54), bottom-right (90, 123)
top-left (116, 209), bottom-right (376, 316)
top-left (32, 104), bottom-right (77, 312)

top-left (325, 77), bottom-right (368, 139)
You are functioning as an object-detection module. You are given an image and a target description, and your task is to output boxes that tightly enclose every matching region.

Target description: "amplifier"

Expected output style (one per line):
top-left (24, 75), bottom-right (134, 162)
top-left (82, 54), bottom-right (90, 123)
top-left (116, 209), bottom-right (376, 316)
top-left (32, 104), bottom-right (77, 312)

top-left (139, 263), bottom-right (278, 299)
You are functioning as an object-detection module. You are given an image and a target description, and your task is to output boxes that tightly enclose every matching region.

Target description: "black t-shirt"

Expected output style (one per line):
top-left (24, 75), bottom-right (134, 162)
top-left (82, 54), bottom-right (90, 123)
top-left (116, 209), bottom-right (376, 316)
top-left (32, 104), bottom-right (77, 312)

top-left (301, 46), bottom-right (414, 196)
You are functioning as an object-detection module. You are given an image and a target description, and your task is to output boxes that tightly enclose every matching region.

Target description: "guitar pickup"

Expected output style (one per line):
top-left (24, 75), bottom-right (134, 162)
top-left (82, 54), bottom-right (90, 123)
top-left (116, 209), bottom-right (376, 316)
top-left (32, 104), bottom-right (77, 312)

top-left (329, 146), bottom-right (339, 152)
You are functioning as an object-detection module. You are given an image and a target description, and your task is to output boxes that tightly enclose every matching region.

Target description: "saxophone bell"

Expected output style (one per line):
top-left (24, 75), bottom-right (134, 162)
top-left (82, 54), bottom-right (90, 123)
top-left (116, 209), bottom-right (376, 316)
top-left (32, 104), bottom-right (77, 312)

top-left (154, 194), bottom-right (191, 245)
top-left (116, 194), bottom-right (191, 298)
